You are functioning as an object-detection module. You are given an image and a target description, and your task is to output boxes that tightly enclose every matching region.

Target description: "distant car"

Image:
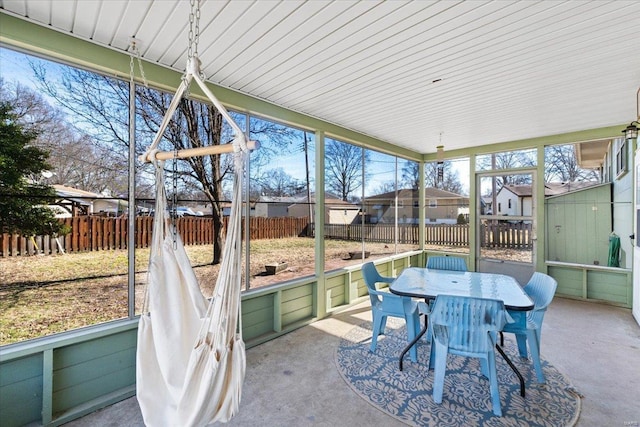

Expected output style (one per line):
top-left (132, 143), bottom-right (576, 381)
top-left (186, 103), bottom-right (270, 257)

top-left (176, 207), bottom-right (198, 217)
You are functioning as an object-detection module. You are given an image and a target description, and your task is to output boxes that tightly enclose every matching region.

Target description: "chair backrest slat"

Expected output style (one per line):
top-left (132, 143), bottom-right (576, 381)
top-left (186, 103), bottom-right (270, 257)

top-left (430, 295), bottom-right (507, 353)
top-left (426, 256), bottom-right (467, 271)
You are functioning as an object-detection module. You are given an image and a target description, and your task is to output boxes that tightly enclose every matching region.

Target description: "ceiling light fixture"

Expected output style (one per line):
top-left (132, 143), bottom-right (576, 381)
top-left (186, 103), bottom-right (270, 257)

top-left (436, 134), bottom-right (444, 185)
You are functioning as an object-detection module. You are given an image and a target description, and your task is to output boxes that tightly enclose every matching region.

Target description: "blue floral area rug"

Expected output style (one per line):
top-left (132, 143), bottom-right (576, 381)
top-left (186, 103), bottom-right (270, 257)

top-left (335, 319), bottom-right (581, 426)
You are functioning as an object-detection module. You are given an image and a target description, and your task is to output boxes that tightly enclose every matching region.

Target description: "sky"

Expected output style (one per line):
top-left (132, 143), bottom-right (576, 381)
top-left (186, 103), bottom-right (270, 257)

top-left (1, 47), bottom-right (46, 90)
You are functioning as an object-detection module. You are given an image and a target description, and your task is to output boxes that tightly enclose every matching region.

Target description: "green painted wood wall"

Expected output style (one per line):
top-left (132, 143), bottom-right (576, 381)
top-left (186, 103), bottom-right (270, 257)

top-left (547, 262), bottom-right (632, 307)
top-left (0, 353), bottom-right (43, 425)
top-left (546, 184), bottom-right (613, 266)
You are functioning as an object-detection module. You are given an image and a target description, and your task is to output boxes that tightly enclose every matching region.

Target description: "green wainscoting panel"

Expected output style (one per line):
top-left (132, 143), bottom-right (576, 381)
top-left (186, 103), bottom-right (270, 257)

top-left (392, 257), bottom-right (409, 276)
top-left (326, 274), bottom-right (347, 310)
top-left (547, 266), bottom-right (584, 298)
top-left (0, 354), bottom-right (43, 427)
top-left (241, 294), bottom-right (275, 340)
top-left (350, 269), bottom-right (368, 298)
top-left (374, 261), bottom-right (393, 279)
top-left (547, 262), bottom-right (631, 307)
top-left (51, 330), bottom-right (136, 416)
top-left (281, 284), bottom-right (314, 327)
top-left (586, 270), bottom-right (630, 305)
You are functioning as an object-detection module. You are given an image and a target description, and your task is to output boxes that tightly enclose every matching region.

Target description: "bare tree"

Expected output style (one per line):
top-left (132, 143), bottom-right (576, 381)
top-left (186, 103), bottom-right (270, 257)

top-left (257, 168), bottom-right (303, 197)
top-left (31, 60), bottom-right (301, 264)
top-left (325, 140), bottom-right (369, 201)
top-left (401, 161), bottom-right (420, 190)
top-left (545, 144), bottom-right (599, 182)
top-left (372, 181), bottom-right (396, 195)
top-left (477, 150), bottom-right (535, 187)
top-left (0, 79), bottom-right (127, 195)
top-left (424, 161), bottom-right (464, 194)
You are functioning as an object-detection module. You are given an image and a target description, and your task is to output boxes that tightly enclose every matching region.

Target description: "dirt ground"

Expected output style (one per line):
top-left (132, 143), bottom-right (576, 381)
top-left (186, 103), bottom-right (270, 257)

top-left (0, 238), bottom-right (530, 345)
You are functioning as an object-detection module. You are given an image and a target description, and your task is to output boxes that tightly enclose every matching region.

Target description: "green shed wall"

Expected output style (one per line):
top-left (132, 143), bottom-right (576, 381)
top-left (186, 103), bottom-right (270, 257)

top-left (546, 184), bottom-right (613, 266)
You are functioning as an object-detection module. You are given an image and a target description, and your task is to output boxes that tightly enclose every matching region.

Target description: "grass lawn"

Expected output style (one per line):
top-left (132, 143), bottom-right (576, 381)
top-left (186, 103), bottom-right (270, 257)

top-left (0, 237), bottom-right (423, 345)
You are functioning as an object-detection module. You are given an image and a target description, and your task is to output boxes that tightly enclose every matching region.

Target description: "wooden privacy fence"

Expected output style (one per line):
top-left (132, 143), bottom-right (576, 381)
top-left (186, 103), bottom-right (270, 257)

top-left (0, 216), bottom-right (310, 257)
top-left (316, 223), bottom-right (467, 246)
top-left (1, 218), bottom-right (532, 257)
top-left (317, 222), bottom-right (532, 249)
top-left (479, 221), bottom-right (533, 250)
top-left (317, 223), bottom-right (422, 244)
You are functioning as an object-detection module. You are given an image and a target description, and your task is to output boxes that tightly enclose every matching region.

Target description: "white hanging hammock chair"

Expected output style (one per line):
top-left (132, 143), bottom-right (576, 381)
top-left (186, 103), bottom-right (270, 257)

top-left (135, 27), bottom-right (253, 424)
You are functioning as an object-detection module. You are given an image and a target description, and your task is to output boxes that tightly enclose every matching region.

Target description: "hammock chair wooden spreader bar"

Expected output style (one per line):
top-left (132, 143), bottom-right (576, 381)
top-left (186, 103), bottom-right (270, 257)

top-left (139, 57), bottom-right (258, 163)
top-left (146, 138), bottom-right (258, 161)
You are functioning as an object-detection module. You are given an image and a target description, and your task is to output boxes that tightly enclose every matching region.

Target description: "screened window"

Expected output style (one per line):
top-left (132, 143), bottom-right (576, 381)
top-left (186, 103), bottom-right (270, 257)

top-left (424, 157), bottom-right (470, 253)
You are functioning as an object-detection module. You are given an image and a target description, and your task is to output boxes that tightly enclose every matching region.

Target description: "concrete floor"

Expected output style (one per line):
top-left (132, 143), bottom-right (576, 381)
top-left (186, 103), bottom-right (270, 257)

top-left (64, 297), bottom-right (640, 427)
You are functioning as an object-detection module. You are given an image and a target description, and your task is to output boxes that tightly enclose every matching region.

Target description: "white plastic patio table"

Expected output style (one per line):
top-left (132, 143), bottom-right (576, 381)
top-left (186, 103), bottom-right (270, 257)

top-left (389, 267), bottom-right (534, 311)
top-left (389, 267), bottom-right (534, 395)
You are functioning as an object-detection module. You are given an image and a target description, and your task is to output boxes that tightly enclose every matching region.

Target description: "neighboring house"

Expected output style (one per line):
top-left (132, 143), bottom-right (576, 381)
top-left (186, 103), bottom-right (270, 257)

top-left (363, 188), bottom-right (469, 225)
top-left (481, 197), bottom-right (493, 215)
top-left (494, 185), bottom-right (532, 216)
top-left (52, 185), bottom-right (129, 217)
top-left (288, 191), bottom-right (360, 224)
top-left (253, 195), bottom-right (294, 218)
top-left (494, 181), bottom-right (600, 217)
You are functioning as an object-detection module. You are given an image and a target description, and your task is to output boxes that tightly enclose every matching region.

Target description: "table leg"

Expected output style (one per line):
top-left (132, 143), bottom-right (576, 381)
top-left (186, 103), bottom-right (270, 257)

top-left (399, 314), bottom-right (428, 371)
top-left (495, 343), bottom-right (525, 397)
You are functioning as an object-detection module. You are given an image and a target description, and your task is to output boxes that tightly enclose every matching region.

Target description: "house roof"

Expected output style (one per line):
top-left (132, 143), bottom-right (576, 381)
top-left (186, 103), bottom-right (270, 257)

top-left (275, 191), bottom-right (359, 209)
top-left (544, 181), bottom-right (604, 196)
top-left (53, 185), bottom-right (101, 199)
top-left (501, 185), bottom-right (533, 197)
top-left (365, 188), bottom-right (467, 201)
top-left (501, 182), bottom-right (602, 198)
top-left (53, 184), bottom-right (129, 209)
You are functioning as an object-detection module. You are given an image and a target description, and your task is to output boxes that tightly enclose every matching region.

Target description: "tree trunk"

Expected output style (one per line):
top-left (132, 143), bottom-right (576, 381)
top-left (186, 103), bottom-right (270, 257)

top-left (180, 100), bottom-right (225, 265)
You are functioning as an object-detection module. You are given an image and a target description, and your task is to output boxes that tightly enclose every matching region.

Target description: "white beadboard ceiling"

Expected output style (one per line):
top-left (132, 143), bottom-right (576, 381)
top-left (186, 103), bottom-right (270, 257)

top-left (1, 0), bottom-right (639, 155)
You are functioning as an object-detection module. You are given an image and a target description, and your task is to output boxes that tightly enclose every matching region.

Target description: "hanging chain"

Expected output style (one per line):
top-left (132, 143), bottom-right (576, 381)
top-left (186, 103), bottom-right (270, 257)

top-left (128, 39), bottom-right (148, 88)
top-left (194, 0), bottom-right (200, 58)
top-left (136, 47), bottom-right (148, 88)
top-left (129, 47), bottom-right (135, 86)
top-left (186, 0), bottom-right (203, 94)
top-left (171, 151), bottom-right (179, 249)
top-left (188, 0), bottom-right (200, 59)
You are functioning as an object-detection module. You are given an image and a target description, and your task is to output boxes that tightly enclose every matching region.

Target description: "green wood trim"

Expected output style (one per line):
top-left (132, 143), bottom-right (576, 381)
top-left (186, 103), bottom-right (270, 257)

top-left (273, 291), bottom-right (282, 333)
top-left (468, 153), bottom-right (477, 271)
top-left (419, 162), bottom-right (425, 249)
top-left (423, 126), bottom-right (626, 160)
top-left (0, 319), bottom-right (139, 363)
top-left (42, 349), bottom-right (53, 425)
top-left (311, 281), bottom-right (318, 318)
top-left (315, 131), bottom-right (327, 317)
top-left (536, 148), bottom-right (545, 272)
top-left (546, 260), bottom-right (632, 273)
top-left (347, 271), bottom-right (356, 303)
